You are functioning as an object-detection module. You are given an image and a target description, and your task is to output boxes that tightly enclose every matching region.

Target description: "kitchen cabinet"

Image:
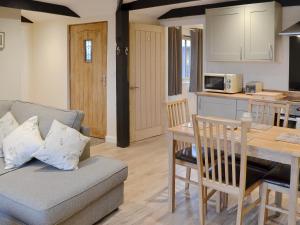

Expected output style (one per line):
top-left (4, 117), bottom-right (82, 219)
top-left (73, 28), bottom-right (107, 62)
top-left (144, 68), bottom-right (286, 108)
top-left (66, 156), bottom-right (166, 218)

top-left (198, 96), bottom-right (237, 119)
top-left (206, 2), bottom-right (281, 62)
top-left (206, 6), bottom-right (244, 61)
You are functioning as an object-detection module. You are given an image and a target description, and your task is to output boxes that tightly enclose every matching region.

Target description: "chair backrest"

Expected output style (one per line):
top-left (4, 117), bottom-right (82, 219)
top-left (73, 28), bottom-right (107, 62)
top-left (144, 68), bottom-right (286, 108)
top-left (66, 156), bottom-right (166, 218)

top-left (166, 99), bottom-right (190, 128)
top-left (192, 115), bottom-right (250, 194)
top-left (248, 99), bottom-right (290, 127)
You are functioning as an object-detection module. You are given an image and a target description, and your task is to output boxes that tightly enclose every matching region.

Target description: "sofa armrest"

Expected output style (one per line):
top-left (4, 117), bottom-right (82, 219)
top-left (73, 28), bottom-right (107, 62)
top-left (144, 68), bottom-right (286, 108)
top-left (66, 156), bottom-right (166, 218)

top-left (80, 126), bottom-right (91, 161)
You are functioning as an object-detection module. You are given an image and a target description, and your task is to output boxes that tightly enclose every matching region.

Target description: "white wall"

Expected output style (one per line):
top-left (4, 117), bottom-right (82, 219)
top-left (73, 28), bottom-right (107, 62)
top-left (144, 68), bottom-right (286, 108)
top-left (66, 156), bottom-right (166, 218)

top-left (20, 23), bottom-right (33, 101)
top-left (0, 8), bottom-right (22, 100)
top-left (161, 6), bottom-right (300, 93)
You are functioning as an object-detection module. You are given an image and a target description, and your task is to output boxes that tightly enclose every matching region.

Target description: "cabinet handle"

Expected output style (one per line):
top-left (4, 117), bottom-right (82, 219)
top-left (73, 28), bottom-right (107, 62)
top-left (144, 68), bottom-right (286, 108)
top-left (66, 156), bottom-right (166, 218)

top-left (269, 44), bottom-right (273, 60)
top-left (240, 46), bottom-right (243, 60)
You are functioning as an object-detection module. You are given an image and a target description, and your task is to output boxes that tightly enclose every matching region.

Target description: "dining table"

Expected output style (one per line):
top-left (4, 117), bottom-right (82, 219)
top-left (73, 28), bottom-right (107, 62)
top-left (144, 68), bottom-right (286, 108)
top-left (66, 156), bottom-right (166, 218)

top-left (168, 123), bottom-right (300, 225)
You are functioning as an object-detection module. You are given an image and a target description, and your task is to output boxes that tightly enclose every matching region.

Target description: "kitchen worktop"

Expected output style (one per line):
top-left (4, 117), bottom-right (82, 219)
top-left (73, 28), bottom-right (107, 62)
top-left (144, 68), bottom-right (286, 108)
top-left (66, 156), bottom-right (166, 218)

top-left (196, 91), bottom-right (300, 104)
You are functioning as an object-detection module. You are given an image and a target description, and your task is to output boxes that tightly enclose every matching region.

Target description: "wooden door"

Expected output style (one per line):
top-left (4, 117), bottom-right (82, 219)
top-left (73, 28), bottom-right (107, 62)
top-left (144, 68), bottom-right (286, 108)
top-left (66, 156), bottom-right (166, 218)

top-left (206, 6), bottom-right (245, 61)
top-left (245, 2), bottom-right (275, 61)
top-left (69, 22), bottom-right (107, 138)
top-left (129, 23), bottom-right (165, 142)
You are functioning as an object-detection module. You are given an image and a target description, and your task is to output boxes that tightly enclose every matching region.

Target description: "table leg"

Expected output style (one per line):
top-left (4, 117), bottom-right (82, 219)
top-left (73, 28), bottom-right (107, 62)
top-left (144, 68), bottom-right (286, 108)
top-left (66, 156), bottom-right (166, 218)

top-left (168, 133), bottom-right (176, 212)
top-left (288, 157), bottom-right (299, 225)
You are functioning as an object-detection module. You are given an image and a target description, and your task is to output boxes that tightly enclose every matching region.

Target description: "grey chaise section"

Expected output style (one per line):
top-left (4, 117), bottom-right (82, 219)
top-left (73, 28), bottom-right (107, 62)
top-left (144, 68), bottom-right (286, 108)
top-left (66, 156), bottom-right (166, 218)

top-left (0, 100), bottom-right (128, 225)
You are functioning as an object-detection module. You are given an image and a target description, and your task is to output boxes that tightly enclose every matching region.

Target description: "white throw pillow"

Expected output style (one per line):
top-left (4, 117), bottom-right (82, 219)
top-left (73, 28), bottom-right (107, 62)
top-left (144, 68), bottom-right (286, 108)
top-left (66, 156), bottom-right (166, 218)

top-left (3, 116), bottom-right (43, 169)
top-left (33, 120), bottom-right (90, 170)
top-left (0, 112), bottom-right (19, 158)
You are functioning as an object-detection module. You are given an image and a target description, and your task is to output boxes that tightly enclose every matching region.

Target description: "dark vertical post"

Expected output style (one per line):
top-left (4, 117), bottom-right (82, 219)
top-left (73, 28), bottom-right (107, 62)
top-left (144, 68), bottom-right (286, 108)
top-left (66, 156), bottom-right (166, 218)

top-left (116, 2), bottom-right (130, 147)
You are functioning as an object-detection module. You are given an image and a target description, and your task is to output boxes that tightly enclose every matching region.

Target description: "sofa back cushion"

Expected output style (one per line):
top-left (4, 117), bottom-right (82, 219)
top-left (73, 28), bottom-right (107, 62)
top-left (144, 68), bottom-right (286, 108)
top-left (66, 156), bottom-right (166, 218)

top-left (11, 101), bottom-right (84, 138)
top-left (0, 101), bottom-right (14, 118)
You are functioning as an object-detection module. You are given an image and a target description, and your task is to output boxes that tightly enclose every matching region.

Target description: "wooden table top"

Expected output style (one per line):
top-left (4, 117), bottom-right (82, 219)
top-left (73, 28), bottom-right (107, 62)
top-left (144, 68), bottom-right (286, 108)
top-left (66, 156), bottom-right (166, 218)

top-left (168, 125), bottom-right (300, 158)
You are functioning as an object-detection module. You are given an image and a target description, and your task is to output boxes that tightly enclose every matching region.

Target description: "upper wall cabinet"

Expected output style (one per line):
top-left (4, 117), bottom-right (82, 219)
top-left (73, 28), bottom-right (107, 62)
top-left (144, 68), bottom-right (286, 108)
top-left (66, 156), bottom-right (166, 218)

top-left (206, 6), bottom-right (245, 61)
top-left (206, 2), bottom-right (282, 62)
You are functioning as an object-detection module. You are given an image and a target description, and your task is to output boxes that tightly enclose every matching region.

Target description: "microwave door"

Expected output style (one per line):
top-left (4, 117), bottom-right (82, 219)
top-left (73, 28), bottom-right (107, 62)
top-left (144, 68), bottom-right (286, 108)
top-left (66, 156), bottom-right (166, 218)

top-left (205, 76), bottom-right (225, 92)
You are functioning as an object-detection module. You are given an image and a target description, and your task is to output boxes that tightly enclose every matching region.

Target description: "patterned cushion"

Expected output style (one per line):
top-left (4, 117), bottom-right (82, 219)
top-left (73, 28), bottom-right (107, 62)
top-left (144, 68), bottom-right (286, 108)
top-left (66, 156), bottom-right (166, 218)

top-left (33, 120), bottom-right (90, 170)
top-left (3, 116), bottom-right (43, 169)
top-left (0, 112), bottom-right (19, 157)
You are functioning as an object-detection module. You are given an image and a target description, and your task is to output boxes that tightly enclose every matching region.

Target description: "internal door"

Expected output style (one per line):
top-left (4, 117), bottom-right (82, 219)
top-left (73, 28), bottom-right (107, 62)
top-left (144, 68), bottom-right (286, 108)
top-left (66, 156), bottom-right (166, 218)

top-left (69, 22), bottom-right (107, 138)
top-left (129, 23), bottom-right (165, 142)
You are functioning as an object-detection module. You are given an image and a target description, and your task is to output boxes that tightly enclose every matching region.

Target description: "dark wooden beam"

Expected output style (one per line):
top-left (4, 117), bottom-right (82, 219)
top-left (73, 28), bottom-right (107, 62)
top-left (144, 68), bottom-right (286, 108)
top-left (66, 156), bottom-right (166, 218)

top-left (0, 0), bottom-right (80, 18)
top-left (159, 0), bottom-right (300, 19)
top-left (21, 16), bottom-right (33, 23)
top-left (122, 0), bottom-right (200, 11)
top-left (116, 5), bottom-right (130, 147)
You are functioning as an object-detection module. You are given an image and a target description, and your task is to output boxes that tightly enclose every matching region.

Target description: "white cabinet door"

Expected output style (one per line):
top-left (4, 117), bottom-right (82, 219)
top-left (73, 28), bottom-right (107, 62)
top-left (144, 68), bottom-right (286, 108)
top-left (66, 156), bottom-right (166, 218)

top-left (244, 2), bottom-right (275, 61)
top-left (206, 6), bottom-right (245, 61)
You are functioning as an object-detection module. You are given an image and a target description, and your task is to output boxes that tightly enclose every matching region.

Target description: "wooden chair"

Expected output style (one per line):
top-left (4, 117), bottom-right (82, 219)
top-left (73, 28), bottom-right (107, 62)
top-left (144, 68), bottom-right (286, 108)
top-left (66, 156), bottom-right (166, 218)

top-left (258, 164), bottom-right (300, 224)
top-left (166, 99), bottom-right (193, 191)
top-left (192, 115), bottom-right (264, 225)
top-left (248, 99), bottom-right (290, 128)
top-left (248, 99), bottom-right (290, 209)
top-left (166, 99), bottom-right (223, 212)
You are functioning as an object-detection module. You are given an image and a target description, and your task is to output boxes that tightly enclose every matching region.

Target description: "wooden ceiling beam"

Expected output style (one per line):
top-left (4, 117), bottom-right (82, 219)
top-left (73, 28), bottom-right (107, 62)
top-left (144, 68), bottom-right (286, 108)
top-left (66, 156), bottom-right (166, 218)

top-left (122, 0), bottom-right (200, 11)
top-left (21, 16), bottom-right (33, 23)
top-left (0, 0), bottom-right (80, 18)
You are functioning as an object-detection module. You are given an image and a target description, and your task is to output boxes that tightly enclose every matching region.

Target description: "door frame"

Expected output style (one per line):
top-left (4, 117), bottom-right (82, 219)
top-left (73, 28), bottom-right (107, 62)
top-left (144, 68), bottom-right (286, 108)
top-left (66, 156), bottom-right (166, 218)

top-left (68, 21), bottom-right (108, 137)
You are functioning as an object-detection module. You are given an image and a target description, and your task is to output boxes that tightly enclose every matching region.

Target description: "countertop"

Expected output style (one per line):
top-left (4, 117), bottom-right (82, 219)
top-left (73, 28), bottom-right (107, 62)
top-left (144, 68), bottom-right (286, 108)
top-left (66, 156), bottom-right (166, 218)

top-left (196, 91), bottom-right (300, 104)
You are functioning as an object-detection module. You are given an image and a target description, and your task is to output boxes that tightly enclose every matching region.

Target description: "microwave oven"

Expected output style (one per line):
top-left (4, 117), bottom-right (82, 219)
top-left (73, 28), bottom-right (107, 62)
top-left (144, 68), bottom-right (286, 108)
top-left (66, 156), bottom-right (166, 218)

top-left (204, 73), bottom-right (243, 94)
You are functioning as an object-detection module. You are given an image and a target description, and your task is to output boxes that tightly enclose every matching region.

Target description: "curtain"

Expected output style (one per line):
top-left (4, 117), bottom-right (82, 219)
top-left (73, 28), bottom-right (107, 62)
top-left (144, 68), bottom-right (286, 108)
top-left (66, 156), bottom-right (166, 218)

top-left (168, 27), bottom-right (182, 96)
top-left (189, 29), bottom-right (203, 93)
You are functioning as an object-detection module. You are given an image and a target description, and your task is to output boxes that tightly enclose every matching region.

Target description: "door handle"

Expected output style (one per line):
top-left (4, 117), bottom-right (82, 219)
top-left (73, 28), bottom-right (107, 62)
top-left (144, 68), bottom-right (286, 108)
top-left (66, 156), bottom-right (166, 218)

top-left (130, 86), bottom-right (139, 90)
top-left (240, 46), bottom-right (243, 60)
top-left (269, 44), bottom-right (273, 60)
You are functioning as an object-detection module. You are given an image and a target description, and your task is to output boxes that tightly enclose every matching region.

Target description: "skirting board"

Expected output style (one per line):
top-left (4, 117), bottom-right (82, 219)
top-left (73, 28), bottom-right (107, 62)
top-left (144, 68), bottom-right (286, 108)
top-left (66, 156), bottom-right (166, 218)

top-left (105, 135), bottom-right (117, 144)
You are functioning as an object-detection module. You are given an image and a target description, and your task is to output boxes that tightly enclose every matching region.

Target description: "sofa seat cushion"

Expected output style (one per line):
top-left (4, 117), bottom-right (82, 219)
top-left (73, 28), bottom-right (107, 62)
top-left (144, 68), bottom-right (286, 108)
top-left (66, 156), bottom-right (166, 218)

top-left (11, 101), bottom-right (84, 138)
top-left (0, 156), bottom-right (128, 225)
top-left (0, 159), bottom-right (16, 176)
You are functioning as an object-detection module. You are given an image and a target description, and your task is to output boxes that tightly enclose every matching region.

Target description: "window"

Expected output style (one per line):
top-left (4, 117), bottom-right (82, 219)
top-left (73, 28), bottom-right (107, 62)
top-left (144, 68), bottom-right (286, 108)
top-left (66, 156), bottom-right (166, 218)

top-left (84, 40), bottom-right (92, 63)
top-left (182, 37), bottom-right (191, 82)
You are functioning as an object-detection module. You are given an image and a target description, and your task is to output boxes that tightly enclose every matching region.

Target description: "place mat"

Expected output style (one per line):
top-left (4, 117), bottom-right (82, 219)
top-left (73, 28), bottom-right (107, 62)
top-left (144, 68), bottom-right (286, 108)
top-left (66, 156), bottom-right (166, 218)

top-left (251, 123), bottom-right (273, 131)
top-left (276, 133), bottom-right (300, 144)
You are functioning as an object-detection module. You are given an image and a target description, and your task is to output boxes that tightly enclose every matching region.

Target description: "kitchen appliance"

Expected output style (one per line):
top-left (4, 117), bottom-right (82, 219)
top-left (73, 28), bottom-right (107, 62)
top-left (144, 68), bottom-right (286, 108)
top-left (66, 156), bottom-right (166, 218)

top-left (279, 21), bottom-right (300, 36)
top-left (204, 73), bottom-right (243, 93)
top-left (245, 81), bottom-right (263, 94)
top-left (289, 36), bottom-right (300, 91)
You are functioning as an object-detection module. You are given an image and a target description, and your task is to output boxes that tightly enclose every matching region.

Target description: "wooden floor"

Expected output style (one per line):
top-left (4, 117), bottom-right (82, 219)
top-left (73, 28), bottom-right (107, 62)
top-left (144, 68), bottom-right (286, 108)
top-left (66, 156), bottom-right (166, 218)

top-left (92, 135), bottom-right (294, 225)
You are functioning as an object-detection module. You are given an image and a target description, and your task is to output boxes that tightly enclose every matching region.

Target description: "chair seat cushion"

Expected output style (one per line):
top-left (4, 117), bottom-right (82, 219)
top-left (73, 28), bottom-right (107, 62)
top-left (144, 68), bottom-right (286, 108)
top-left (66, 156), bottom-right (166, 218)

top-left (212, 163), bottom-right (265, 189)
top-left (0, 156), bottom-right (128, 225)
top-left (175, 145), bottom-right (222, 165)
top-left (233, 155), bottom-right (276, 172)
top-left (264, 164), bottom-right (295, 189)
top-left (175, 145), bottom-right (197, 164)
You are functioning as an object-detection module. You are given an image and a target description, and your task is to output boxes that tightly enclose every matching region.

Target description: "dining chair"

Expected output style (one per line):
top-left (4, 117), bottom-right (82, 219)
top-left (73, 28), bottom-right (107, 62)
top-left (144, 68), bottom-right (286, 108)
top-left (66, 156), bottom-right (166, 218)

top-left (248, 99), bottom-right (291, 210)
top-left (248, 99), bottom-right (290, 128)
top-left (166, 99), bottom-right (223, 212)
top-left (246, 100), bottom-right (291, 172)
top-left (166, 99), bottom-right (193, 191)
top-left (258, 164), bottom-right (300, 224)
top-left (192, 115), bottom-right (265, 225)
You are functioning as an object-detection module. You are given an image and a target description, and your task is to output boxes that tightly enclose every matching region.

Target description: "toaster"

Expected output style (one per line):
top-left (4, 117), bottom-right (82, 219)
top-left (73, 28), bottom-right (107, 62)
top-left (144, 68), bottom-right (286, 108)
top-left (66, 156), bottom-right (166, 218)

top-left (245, 81), bottom-right (263, 94)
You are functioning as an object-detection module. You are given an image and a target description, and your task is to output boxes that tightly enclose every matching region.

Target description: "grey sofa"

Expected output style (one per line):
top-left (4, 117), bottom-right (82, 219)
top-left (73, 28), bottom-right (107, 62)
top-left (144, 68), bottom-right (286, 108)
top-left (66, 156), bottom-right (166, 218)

top-left (0, 100), bottom-right (128, 225)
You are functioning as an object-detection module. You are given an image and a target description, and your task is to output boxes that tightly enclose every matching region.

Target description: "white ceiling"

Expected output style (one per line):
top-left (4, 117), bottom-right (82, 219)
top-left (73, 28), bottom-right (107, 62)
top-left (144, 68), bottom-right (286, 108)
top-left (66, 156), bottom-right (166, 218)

top-left (21, 0), bottom-right (237, 22)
